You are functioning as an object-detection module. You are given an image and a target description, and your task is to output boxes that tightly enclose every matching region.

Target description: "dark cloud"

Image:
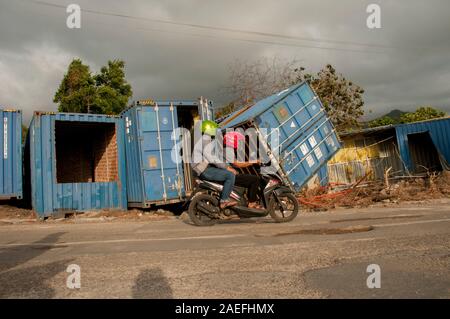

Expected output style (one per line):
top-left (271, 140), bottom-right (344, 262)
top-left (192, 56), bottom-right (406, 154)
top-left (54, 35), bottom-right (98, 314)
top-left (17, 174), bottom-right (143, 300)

top-left (1, 0), bottom-right (450, 123)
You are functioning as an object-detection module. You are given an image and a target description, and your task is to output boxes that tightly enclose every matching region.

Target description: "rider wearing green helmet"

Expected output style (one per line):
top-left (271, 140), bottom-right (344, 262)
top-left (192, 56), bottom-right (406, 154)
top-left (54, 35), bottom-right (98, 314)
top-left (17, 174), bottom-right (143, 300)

top-left (192, 120), bottom-right (237, 209)
top-left (201, 120), bottom-right (219, 137)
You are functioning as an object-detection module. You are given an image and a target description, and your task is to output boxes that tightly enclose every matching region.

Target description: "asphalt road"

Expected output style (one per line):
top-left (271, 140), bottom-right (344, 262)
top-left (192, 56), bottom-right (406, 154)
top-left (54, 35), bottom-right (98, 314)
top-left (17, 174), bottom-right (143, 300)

top-left (0, 199), bottom-right (449, 298)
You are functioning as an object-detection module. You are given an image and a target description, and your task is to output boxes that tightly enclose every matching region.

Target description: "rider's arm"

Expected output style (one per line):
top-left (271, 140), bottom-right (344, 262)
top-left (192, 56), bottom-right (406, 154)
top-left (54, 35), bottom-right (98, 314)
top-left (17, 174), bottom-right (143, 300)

top-left (232, 160), bottom-right (261, 168)
top-left (232, 161), bottom-right (254, 168)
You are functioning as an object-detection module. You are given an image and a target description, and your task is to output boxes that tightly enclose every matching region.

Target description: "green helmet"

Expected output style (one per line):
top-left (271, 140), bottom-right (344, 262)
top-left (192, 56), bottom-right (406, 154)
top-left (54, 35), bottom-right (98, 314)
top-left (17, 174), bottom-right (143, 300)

top-left (201, 120), bottom-right (219, 136)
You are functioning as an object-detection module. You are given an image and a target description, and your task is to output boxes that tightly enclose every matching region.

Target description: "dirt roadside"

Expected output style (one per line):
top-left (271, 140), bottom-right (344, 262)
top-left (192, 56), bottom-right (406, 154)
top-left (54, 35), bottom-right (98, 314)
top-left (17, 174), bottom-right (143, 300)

top-left (1, 171), bottom-right (449, 225)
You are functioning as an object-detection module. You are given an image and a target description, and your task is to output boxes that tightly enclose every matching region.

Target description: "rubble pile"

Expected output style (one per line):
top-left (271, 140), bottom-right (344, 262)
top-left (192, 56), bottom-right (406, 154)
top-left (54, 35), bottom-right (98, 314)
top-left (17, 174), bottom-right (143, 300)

top-left (298, 171), bottom-right (450, 211)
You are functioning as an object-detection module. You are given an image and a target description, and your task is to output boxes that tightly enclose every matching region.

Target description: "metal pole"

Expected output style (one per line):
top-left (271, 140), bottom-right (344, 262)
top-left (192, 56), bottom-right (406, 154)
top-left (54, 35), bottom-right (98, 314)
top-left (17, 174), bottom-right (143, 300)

top-left (155, 103), bottom-right (167, 201)
top-left (170, 102), bottom-right (182, 199)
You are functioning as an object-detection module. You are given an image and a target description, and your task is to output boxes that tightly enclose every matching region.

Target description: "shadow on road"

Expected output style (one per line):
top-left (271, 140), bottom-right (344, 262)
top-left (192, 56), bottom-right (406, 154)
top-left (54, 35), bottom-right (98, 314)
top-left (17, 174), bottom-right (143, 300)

top-left (132, 268), bottom-right (173, 299)
top-left (0, 232), bottom-right (72, 298)
top-left (0, 232), bottom-right (65, 272)
top-left (0, 259), bottom-right (73, 298)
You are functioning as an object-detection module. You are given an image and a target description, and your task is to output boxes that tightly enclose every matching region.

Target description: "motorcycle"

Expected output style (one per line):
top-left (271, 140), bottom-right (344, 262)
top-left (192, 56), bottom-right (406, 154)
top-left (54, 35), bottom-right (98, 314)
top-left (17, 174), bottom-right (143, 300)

top-left (186, 170), bottom-right (299, 226)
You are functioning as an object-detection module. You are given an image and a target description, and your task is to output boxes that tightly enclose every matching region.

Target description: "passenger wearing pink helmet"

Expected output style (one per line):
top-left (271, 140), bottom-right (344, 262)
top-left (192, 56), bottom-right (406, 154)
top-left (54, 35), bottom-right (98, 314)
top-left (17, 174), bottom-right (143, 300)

top-left (223, 131), bottom-right (264, 209)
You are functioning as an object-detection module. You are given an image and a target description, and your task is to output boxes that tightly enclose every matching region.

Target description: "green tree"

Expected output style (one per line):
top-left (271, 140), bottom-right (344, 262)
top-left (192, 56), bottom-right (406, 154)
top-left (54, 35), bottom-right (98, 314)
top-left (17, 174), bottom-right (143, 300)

top-left (399, 106), bottom-right (446, 123)
top-left (292, 64), bottom-right (365, 131)
top-left (93, 60), bottom-right (133, 114)
top-left (368, 116), bottom-right (397, 128)
top-left (54, 59), bottom-right (132, 115)
top-left (54, 59), bottom-right (96, 113)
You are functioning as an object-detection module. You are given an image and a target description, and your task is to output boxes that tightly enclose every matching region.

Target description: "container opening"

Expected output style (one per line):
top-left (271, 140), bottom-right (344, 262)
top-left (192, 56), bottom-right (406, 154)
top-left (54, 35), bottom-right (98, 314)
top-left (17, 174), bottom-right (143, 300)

top-left (176, 106), bottom-right (200, 194)
top-left (407, 131), bottom-right (442, 174)
top-left (55, 121), bottom-right (118, 183)
top-left (177, 106), bottom-right (200, 132)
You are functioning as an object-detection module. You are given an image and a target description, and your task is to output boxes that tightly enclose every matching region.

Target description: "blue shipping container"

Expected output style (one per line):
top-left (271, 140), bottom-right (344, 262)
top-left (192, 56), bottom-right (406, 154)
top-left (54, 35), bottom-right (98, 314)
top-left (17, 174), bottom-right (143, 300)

top-left (0, 109), bottom-right (23, 199)
top-left (221, 82), bottom-right (341, 191)
top-left (395, 117), bottom-right (450, 173)
top-left (28, 112), bottom-right (127, 218)
top-left (122, 99), bottom-right (213, 207)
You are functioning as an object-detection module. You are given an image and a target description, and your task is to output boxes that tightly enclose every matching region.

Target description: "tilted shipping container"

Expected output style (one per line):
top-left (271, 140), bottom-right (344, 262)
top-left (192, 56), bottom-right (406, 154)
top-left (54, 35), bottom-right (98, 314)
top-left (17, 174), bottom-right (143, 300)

top-left (122, 99), bottom-right (213, 207)
top-left (0, 109), bottom-right (23, 199)
top-left (220, 82), bottom-right (341, 191)
top-left (27, 112), bottom-right (127, 218)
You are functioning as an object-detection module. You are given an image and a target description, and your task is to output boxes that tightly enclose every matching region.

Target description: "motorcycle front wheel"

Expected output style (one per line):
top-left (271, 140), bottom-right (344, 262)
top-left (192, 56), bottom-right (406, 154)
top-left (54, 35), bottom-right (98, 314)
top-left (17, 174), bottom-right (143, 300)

top-left (188, 193), bottom-right (218, 226)
top-left (269, 193), bottom-right (299, 223)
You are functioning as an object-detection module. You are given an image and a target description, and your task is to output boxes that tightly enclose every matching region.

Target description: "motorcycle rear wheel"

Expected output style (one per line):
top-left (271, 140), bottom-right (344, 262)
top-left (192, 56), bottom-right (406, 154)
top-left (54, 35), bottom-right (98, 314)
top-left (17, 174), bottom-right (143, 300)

top-left (188, 193), bottom-right (218, 226)
top-left (269, 193), bottom-right (299, 223)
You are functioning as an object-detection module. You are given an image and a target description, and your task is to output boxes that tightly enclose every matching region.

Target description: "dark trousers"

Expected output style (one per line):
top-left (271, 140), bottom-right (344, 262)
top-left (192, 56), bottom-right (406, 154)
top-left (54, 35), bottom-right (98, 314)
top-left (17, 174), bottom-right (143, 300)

top-left (235, 174), bottom-right (260, 202)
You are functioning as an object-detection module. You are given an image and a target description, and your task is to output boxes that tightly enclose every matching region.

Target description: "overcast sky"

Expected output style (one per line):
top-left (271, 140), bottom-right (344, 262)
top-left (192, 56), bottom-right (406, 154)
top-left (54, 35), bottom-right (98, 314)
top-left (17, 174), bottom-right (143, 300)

top-left (1, 0), bottom-right (450, 123)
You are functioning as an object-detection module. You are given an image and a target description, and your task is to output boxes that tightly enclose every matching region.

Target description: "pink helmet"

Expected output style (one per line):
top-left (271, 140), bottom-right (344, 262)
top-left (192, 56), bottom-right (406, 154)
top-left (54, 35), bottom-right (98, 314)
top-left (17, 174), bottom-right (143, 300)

top-left (223, 131), bottom-right (245, 149)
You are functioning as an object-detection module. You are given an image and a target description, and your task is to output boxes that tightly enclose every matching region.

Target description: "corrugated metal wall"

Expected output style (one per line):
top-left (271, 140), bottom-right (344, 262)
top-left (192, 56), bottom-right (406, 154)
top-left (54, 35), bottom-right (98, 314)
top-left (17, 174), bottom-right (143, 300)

top-left (0, 109), bottom-right (23, 199)
top-left (28, 112), bottom-right (127, 218)
top-left (328, 156), bottom-right (404, 184)
top-left (327, 135), bottom-right (404, 184)
top-left (324, 117), bottom-right (450, 184)
top-left (123, 106), bottom-right (144, 204)
top-left (123, 104), bottom-right (184, 207)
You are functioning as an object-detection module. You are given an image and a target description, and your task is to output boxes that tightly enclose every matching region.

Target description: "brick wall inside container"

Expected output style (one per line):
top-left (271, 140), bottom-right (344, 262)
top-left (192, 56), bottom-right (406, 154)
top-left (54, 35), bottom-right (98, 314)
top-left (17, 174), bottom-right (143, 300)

top-left (93, 126), bottom-right (118, 182)
top-left (55, 121), bottom-right (118, 183)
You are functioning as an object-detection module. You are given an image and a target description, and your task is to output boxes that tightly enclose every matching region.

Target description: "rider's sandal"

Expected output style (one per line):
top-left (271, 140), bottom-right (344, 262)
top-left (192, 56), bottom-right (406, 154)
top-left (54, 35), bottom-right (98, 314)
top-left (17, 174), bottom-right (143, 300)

top-left (220, 200), bottom-right (238, 209)
top-left (248, 202), bottom-right (264, 209)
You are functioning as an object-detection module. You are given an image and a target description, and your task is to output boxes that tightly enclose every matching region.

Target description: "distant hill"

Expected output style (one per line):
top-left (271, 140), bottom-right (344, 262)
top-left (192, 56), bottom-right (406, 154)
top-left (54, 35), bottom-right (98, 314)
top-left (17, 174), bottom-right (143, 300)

top-left (381, 109), bottom-right (406, 121)
top-left (361, 109), bottom-right (406, 128)
top-left (364, 107), bottom-right (447, 129)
